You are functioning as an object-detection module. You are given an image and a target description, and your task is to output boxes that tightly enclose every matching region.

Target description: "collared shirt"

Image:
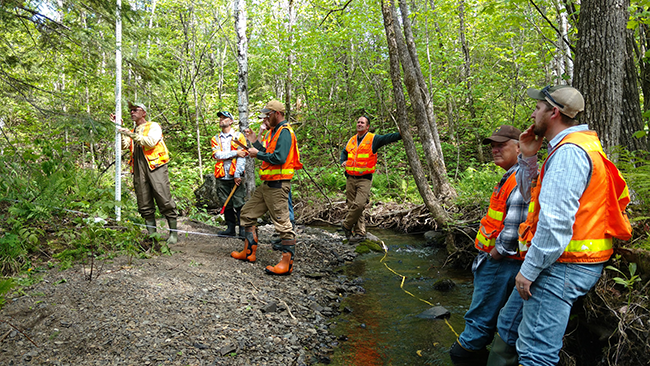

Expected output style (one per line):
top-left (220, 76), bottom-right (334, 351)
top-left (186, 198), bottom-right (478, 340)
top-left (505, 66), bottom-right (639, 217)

top-left (212, 131), bottom-right (246, 179)
top-left (472, 165), bottom-right (527, 272)
top-left (252, 120), bottom-right (292, 165)
top-left (517, 124), bottom-right (592, 282)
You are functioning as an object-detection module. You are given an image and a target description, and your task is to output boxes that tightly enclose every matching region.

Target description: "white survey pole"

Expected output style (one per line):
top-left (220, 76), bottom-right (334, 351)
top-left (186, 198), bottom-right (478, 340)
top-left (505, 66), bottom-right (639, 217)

top-left (114, 0), bottom-right (122, 221)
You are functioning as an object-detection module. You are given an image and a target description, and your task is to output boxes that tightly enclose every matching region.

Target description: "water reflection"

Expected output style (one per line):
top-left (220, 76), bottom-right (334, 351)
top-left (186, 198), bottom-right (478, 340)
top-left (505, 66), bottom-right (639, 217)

top-left (329, 229), bottom-right (474, 365)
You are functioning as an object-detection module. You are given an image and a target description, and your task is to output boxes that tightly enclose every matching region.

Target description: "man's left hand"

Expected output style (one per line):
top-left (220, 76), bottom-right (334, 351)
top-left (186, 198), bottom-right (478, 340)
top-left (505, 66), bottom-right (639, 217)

top-left (515, 271), bottom-right (533, 300)
top-left (248, 147), bottom-right (259, 158)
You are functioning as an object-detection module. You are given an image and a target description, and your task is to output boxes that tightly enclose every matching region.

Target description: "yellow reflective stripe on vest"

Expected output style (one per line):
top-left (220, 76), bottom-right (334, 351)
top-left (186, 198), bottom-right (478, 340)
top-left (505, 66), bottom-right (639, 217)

top-left (260, 168), bottom-right (295, 175)
top-left (358, 154), bottom-right (370, 158)
top-left (487, 207), bottom-right (504, 221)
top-left (347, 167), bottom-right (373, 173)
top-left (581, 141), bottom-right (603, 153)
top-left (619, 185), bottom-right (629, 201)
top-left (476, 231), bottom-right (495, 249)
top-left (518, 241), bottom-right (528, 252)
top-left (565, 238), bottom-right (612, 252)
top-left (528, 201), bottom-right (535, 213)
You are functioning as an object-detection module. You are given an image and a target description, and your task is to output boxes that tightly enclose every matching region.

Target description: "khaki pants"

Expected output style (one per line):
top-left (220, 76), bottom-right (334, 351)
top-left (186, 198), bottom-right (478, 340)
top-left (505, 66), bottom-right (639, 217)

top-left (240, 180), bottom-right (294, 240)
top-left (343, 177), bottom-right (371, 235)
top-left (133, 148), bottom-right (178, 220)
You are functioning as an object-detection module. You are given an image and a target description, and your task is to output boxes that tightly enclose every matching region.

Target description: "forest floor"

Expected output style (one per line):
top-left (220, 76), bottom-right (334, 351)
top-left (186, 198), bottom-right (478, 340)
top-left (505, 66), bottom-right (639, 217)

top-left (0, 219), bottom-right (363, 366)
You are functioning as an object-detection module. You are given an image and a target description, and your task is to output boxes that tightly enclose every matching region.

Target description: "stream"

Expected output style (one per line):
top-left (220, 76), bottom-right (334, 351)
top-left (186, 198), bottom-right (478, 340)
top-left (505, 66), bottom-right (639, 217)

top-left (329, 229), bottom-right (475, 365)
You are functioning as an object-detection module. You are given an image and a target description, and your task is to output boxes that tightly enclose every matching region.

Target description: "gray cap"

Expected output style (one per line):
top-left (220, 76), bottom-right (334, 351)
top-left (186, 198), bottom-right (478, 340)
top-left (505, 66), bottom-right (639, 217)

top-left (527, 85), bottom-right (584, 118)
top-left (128, 101), bottom-right (147, 112)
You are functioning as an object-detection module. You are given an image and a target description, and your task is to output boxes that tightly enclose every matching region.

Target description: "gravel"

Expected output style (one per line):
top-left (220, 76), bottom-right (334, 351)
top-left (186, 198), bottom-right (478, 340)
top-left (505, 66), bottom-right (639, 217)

top-left (0, 219), bottom-right (363, 365)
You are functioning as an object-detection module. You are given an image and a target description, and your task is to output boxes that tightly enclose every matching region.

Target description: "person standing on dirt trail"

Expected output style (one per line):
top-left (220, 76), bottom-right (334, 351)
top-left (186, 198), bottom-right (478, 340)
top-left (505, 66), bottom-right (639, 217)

top-left (340, 115), bottom-right (401, 242)
top-left (211, 111), bottom-right (248, 238)
top-left (231, 100), bottom-right (303, 276)
top-left (112, 101), bottom-right (180, 245)
top-left (449, 125), bottom-right (527, 366)
top-left (486, 86), bottom-right (632, 366)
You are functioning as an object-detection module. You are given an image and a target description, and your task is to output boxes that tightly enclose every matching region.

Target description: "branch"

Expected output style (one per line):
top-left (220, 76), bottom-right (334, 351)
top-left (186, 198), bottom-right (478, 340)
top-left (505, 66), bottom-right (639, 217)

top-left (529, 0), bottom-right (575, 53)
top-left (319, 0), bottom-right (354, 27)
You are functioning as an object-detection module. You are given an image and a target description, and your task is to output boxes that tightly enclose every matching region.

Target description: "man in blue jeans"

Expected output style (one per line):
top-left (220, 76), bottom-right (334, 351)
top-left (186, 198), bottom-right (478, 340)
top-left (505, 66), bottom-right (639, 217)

top-left (488, 85), bottom-right (632, 366)
top-left (449, 125), bottom-right (527, 366)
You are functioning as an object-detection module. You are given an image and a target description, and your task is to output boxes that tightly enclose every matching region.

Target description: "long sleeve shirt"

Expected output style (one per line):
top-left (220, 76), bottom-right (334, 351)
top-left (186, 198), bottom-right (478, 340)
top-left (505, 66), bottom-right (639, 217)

top-left (339, 131), bottom-right (402, 178)
top-left (516, 124), bottom-right (591, 282)
top-left (495, 165), bottom-right (528, 257)
top-left (252, 120), bottom-right (292, 166)
top-left (212, 131), bottom-right (246, 179)
top-left (120, 121), bottom-right (162, 150)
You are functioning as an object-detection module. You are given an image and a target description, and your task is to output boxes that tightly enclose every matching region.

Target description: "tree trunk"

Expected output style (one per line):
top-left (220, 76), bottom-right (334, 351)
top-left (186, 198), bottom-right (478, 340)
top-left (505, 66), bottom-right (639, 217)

top-left (285, 0), bottom-right (295, 121)
top-left (458, 0), bottom-right (483, 163)
top-left (620, 28), bottom-right (648, 152)
top-left (234, 0), bottom-right (253, 196)
top-left (391, 1), bottom-right (456, 200)
top-left (381, 0), bottom-right (449, 227)
top-left (574, 0), bottom-right (627, 153)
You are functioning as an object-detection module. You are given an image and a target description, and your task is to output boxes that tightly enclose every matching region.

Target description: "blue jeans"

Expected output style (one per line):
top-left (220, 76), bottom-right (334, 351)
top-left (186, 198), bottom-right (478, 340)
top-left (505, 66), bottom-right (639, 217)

top-left (497, 262), bottom-right (603, 366)
top-left (458, 255), bottom-right (522, 351)
top-left (288, 189), bottom-right (295, 223)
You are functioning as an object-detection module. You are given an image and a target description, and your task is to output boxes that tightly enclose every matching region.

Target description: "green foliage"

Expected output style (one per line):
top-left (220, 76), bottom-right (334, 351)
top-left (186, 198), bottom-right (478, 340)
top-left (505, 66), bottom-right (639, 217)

top-left (617, 148), bottom-right (650, 209)
top-left (606, 257), bottom-right (642, 307)
top-left (0, 278), bottom-right (14, 309)
top-left (453, 163), bottom-right (505, 207)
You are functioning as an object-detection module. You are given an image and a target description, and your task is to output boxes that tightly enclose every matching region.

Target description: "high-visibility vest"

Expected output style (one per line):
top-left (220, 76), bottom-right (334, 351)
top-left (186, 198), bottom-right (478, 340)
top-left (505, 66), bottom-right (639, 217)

top-left (128, 122), bottom-right (170, 171)
top-left (259, 124), bottom-right (303, 181)
top-left (211, 132), bottom-right (246, 179)
top-left (517, 130), bottom-right (632, 263)
top-left (345, 132), bottom-right (377, 176)
top-left (475, 173), bottom-right (522, 260)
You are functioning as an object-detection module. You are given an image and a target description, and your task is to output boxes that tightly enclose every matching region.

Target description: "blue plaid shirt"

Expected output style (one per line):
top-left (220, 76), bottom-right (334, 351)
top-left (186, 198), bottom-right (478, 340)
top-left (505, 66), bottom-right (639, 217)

top-left (516, 124), bottom-right (592, 282)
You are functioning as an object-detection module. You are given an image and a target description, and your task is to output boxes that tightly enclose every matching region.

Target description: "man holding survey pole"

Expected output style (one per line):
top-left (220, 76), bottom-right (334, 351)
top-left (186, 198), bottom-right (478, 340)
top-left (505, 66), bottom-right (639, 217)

top-left (211, 111), bottom-right (248, 238)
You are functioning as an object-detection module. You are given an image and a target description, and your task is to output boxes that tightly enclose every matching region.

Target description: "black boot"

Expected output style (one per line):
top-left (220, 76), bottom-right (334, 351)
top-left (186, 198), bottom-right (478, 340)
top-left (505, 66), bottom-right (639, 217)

top-left (219, 208), bottom-right (236, 236)
top-left (235, 208), bottom-right (245, 238)
top-left (449, 339), bottom-right (489, 366)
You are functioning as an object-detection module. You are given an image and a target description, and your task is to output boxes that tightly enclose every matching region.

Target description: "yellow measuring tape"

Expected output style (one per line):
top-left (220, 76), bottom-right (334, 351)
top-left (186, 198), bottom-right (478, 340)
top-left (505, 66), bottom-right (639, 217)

top-left (379, 245), bottom-right (459, 338)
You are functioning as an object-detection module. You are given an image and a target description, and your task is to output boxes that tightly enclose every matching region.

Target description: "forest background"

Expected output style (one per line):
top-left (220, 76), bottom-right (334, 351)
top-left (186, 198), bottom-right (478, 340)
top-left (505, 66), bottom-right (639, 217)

top-left (2, 0), bottom-right (650, 363)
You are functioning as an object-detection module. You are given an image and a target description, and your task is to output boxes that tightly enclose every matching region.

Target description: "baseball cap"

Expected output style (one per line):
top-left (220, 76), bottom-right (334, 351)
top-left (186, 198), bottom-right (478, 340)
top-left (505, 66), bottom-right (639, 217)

top-left (527, 85), bottom-right (584, 118)
top-left (128, 101), bottom-right (146, 112)
top-left (482, 125), bottom-right (522, 145)
top-left (260, 100), bottom-right (285, 114)
top-left (217, 111), bottom-right (233, 119)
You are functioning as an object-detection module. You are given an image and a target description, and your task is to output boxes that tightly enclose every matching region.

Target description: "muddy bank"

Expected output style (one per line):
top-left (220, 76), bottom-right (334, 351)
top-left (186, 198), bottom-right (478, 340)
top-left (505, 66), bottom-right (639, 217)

top-left (0, 220), bottom-right (362, 365)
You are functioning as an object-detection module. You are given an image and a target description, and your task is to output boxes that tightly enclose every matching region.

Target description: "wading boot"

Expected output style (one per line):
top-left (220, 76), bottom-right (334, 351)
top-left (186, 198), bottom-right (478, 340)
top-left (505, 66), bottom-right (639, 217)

top-left (486, 333), bottom-right (518, 366)
top-left (235, 208), bottom-right (245, 238)
top-left (231, 226), bottom-right (258, 262)
top-left (265, 240), bottom-right (295, 275)
top-left (219, 209), bottom-right (237, 237)
top-left (449, 339), bottom-right (489, 366)
top-left (341, 224), bottom-right (352, 239)
top-left (167, 217), bottom-right (178, 245)
top-left (145, 219), bottom-right (157, 235)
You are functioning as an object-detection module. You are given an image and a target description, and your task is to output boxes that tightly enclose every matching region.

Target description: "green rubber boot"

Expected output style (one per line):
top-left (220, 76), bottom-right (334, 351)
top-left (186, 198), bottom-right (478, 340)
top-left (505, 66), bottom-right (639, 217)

top-left (486, 333), bottom-right (518, 366)
top-left (145, 219), bottom-right (157, 235)
top-left (167, 217), bottom-right (178, 245)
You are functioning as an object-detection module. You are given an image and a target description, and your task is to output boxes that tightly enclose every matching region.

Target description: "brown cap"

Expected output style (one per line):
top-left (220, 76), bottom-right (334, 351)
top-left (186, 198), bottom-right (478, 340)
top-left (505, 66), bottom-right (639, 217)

top-left (260, 100), bottom-right (285, 114)
top-left (527, 85), bottom-right (584, 118)
top-left (482, 125), bottom-right (522, 145)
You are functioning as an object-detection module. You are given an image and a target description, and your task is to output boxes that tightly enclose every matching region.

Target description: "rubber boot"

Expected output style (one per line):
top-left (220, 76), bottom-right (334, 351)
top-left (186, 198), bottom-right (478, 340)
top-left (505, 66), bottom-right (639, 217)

top-left (219, 209), bottom-right (237, 236)
top-left (341, 224), bottom-right (352, 239)
top-left (167, 217), bottom-right (178, 245)
top-left (449, 339), bottom-right (489, 366)
top-left (145, 219), bottom-right (157, 235)
top-left (265, 240), bottom-right (295, 275)
top-left (235, 208), bottom-right (245, 238)
top-left (486, 333), bottom-right (518, 366)
top-left (231, 226), bottom-right (257, 262)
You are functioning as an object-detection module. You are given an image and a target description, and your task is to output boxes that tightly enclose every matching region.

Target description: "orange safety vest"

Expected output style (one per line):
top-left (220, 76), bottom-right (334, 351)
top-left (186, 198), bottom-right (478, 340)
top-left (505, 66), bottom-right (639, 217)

top-left (128, 122), bottom-right (170, 171)
top-left (345, 132), bottom-right (377, 176)
top-left (211, 132), bottom-right (246, 179)
top-left (474, 173), bottom-right (522, 259)
top-left (259, 124), bottom-right (303, 181)
top-left (517, 131), bottom-right (632, 263)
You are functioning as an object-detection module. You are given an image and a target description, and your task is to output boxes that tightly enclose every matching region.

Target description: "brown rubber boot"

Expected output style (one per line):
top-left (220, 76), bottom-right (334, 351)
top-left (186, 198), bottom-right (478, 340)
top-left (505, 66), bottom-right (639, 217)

top-left (231, 226), bottom-right (258, 262)
top-left (265, 240), bottom-right (295, 275)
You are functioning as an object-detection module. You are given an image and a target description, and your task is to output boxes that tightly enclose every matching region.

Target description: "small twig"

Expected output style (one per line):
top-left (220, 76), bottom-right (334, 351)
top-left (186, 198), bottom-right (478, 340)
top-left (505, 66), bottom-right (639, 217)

top-left (0, 320), bottom-right (38, 347)
top-left (273, 297), bottom-right (296, 320)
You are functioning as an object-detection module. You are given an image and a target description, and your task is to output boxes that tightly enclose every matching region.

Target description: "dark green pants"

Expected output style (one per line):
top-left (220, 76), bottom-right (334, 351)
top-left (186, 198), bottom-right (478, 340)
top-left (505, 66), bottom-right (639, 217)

top-left (216, 178), bottom-right (246, 210)
top-left (133, 148), bottom-right (178, 220)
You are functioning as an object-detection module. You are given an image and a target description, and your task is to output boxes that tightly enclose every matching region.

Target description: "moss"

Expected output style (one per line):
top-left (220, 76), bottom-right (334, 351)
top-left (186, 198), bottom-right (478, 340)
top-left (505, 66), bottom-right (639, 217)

top-left (354, 240), bottom-right (384, 254)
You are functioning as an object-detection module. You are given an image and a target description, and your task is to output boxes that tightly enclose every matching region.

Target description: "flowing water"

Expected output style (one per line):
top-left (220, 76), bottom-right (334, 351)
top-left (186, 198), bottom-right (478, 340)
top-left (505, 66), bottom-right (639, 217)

top-left (328, 229), bottom-right (475, 366)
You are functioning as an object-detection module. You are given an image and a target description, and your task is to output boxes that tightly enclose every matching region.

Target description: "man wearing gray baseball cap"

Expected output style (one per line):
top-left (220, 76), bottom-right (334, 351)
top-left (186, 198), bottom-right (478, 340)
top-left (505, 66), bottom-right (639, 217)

top-left (488, 86), bottom-right (632, 366)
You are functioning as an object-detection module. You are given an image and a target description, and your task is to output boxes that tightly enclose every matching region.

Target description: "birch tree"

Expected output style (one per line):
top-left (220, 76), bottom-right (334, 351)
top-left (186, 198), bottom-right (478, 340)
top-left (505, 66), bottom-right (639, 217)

top-left (234, 0), bottom-right (253, 196)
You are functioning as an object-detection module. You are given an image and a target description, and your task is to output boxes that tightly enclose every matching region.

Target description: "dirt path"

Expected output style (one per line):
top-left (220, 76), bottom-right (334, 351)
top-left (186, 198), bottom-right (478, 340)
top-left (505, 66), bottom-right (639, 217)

top-left (0, 219), bottom-right (362, 365)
